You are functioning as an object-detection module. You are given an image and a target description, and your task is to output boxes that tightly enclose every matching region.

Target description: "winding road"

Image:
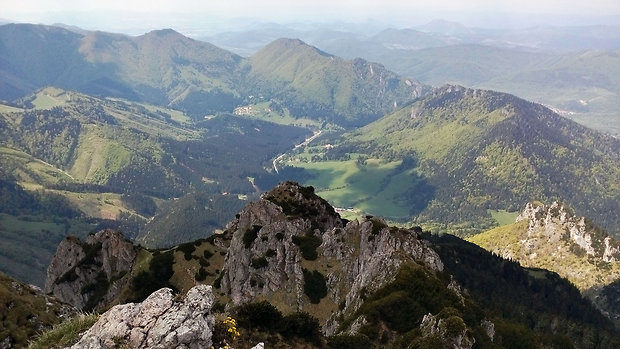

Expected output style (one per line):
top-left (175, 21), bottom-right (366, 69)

top-left (273, 130), bottom-right (322, 173)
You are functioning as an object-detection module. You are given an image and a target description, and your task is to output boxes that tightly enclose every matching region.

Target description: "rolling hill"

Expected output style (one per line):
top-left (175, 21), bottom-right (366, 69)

top-left (0, 87), bottom-right (311, 285)
top-left (0, 23), bottom-right (428, 128)
top-left (285, 85), bottom-right (619, 236)
top-left (247, 38), bottom-right (429, 127)
top-left (0, 23), bottom-right (244, 116)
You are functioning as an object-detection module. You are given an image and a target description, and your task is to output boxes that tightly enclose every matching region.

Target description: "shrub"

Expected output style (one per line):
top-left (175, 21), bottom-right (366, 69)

top-left (292, 233), bottom-right (322, 260)
top-left (281, 312), bottom-right (322, 344)
top-left (129, 250), bottom-right (175, 302)
top-left (195, 267), bottom-right (207, 281)
top-left (251, 257), bottom-right (269, 269)
top-left (327, 334), bottom-right (372, 348)
top-left (198, 257), bottom-right (210, 267)
top-left (369, 217), bottom-right (387, 235)
top-left (81, 271), bottom-right (110, 311)
top-left (203, 250), bottom-right (214, 259)
top-left (243, 225), bottom-right (262, 248)
top-left (265, 248), bottom-right (277, 257)
top-left (176, 242), bottom-right (196, 260)
top-left (303, 268), bottom-right (327, 304)
top-left (236, 300), bottom-right (283, 331)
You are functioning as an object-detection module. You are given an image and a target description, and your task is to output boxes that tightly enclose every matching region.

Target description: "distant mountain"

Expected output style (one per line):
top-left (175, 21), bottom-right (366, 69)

top-left (0, 23), bottom-right (243, 116)
top-left (298, 85), bottom-right (619, 235)
top-left (0, 23), bottom-right (426, 127)
top-left (248, 38), bottom-right (428, 127)
top-left (416, 19), bottom-right (475, 36)
top-left (201, 22), bottom-right (620, 135)
top-left (36, 182), bottom-right (620, 348)
top-left (469, 201), bottom-right (620, 324)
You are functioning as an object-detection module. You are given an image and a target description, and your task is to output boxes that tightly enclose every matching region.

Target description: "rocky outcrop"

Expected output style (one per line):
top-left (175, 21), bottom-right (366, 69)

top-left (516, 201), bottom-right (620, 261)
top-left (420, 312), bottom-right (475, 349)
top-left (71, 285), bottom-right (215, 349)
top-left (219, 181), bottom-right (443, 334)
top-left (44, 229), bottom-right (138, 310)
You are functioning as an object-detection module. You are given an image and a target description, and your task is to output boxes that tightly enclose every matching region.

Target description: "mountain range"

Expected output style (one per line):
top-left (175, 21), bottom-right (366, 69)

top-left (1, 23), bottom-right (619, 288)
top-left (202, 21), bottom-right (620, 137)
top-left (1, 20), bottom-right (620, 348)
top-left (0, 23), bottom-right (423, 127)
top-left (287, 85), bottom-right (619, 235)
top-left (10, 182), bottom-right (620, 348)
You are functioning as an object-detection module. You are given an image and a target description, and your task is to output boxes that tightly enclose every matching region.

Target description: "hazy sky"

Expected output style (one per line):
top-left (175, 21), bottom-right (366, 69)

top-left (3, 0), bottom-right (620, 34)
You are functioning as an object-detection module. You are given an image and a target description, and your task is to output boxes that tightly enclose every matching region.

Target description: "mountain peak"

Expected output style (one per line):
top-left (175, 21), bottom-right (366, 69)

top-left (261, 37), bottom-right (333, 57)
top-left (144, 28), bottom-right (183, 37)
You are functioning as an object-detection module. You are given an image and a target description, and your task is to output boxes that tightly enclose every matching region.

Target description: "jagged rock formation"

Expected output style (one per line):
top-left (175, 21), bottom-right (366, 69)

top-left (219, 181), bottom-right (443, 334)
top-left (516, 202), bottom-right (620, 262)
top-left (44, 229), bottom-right (138, 310)
top-left (5, 182), bottom-right (616, 348)
top-left (70, 284), bottom-right (215, 349)
top-left (420, 312), bottom-right (476, 349)
top-left (470, 201), bottom-right (620, 324)
top-left (472, 202), bottom-right (620, 291)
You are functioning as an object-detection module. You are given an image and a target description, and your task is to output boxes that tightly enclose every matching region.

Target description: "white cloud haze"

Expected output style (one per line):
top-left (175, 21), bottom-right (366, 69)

top-left (3, 0), bottom-right (619, 34)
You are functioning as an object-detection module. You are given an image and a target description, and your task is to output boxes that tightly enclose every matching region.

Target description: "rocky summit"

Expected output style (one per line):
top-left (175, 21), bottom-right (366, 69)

top-left (219, 181), bottom-right (443, 334)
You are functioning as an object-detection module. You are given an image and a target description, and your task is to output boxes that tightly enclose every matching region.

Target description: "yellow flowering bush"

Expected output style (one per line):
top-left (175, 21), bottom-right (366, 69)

top-left (224, 316), bottom-right (241, 340)
top-left (212, 316), bottom-right (240, 349)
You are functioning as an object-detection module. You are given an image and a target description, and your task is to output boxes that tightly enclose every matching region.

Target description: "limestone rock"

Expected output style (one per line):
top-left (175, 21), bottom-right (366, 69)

top-left (516, 202), bottom-right (620, 260)
top-left (219, 181), bottom-right (443, 335)
top-left (71, 285), bottom-right (215, 349)
top-left (44, 229), bottom-right (138, 310)
top-left (420, 312), bottom-right (475, 349)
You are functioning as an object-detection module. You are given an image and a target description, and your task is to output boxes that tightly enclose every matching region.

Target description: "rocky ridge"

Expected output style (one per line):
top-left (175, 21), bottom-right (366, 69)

top-left (470, 201), bottom-right (620, 324)
top-left (516, 202), bottom-right (620, 262)
top-left (44, 229), bottom-right (138, 310)
top-left (219, 182), bottom-right (444, 334)
top-left (37, 183), bottom-right (620, 348)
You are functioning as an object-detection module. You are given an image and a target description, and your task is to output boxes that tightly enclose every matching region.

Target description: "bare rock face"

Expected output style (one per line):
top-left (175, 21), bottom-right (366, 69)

top-left (71, 284), bottom-right (215, 349)
top-left (219, 181), bottom-right (443, 334)
top-left (44, 229), bottom-right (138, 310)
top-left (420, 312), bottom-right (476, 349)
top-left (516, 202), bottom-right (620, 261)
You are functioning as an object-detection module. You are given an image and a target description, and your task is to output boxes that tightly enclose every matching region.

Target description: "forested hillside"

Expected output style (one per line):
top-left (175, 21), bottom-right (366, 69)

top-left (285, 86), bottom-right (620, 235)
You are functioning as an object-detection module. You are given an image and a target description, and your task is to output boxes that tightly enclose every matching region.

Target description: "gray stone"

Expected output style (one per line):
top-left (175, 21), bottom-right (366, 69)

top-left (70, 285), bottom-right (215, 349)
top-left (45, 229), bottom-right (138, 310)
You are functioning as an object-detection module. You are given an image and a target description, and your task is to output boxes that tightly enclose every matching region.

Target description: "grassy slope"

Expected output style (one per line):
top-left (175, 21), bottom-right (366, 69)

top-left (248, 38), bottom-right (423, 127)
top-left (0, 273), bottom-right (76, 348)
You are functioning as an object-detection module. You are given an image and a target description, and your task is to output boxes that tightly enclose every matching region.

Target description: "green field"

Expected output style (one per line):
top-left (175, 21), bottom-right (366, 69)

top-left (290, 158), bottom-right (418, 220)
top-left (232, 101), bottom-right (323, 128)
top-left (488, 209), bottom-right (520, 226)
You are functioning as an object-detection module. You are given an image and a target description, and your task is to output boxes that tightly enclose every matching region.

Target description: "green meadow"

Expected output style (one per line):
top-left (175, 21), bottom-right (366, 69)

top-left (290, 158), bottom-right (418, 220)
